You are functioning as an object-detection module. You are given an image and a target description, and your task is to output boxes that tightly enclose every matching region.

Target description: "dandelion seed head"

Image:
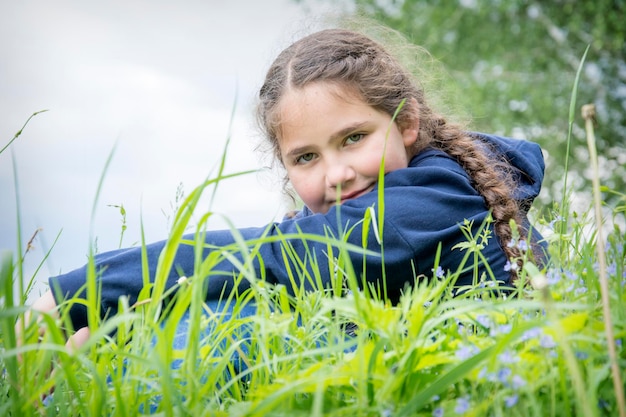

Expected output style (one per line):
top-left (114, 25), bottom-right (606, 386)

top-left (531, 272), bottom-right (548, 290)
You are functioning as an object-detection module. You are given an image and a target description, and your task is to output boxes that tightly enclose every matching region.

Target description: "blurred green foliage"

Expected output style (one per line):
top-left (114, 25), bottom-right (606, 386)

top-left (300, 0), bottom-right (626, 205)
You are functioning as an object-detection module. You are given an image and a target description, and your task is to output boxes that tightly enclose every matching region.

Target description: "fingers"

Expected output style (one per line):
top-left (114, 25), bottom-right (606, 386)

top-left (15, 290), bottom-right (59, 348)
top-left (66, 327), bottom-right (91, 353)
top-left (31, 290), bottom-right (59, 316)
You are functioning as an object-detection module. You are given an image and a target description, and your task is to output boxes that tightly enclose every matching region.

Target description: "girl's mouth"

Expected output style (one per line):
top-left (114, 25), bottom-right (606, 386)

top-left (339, 185), bottom-right (374, 203)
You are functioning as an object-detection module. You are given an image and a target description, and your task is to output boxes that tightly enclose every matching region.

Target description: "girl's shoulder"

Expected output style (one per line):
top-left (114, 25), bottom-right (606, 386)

top-left (410, 146), bottom-right (455, 167)
top-left (407, 147), bottom-right (468, 179)
top-left (408, 132), bottom-right (545, 200)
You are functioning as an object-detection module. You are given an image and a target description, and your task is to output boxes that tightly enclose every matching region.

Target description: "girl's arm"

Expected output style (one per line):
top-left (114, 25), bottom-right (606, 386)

top-left (48, 148), bottom-right (530, 332)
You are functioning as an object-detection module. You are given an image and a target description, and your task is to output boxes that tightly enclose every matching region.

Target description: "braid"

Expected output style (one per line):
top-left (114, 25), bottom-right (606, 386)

top-left (423, 116), bottom-right (529, 282)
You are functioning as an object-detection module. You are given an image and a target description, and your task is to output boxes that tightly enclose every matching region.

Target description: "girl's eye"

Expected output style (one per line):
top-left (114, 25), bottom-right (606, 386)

top-left (296, 153), bottom-right (316, 164)
top-left (345, 133), bottom-right (364, 145)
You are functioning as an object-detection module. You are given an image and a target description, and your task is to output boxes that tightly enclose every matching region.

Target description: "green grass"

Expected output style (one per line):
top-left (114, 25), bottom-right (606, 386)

top-left (1, 105), bottom-right (625, 415)
top-left (1, 193), bottom-right (624, 416)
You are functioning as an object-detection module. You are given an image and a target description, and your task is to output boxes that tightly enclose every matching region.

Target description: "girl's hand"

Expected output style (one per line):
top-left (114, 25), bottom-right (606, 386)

top-left (15, 290), bottom-right (59, 348)
top-left (17, 291), bottom-right (91, 407)
top-left (31, 290), bottom-right (59, 317)
top-left (18, 290), bottom-right (90, 351)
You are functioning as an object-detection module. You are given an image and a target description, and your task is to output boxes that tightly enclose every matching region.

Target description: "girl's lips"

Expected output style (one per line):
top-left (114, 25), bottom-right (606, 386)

top-left (339, 185), bottom-right (374, 203)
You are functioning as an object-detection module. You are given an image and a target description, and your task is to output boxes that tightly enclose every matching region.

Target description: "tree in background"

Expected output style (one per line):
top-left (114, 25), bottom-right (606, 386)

top-left (299, 0), bottom-right (625, 206)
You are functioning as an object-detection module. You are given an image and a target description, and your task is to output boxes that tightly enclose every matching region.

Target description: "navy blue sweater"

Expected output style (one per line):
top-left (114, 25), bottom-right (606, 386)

top-left (50, 133), bottom-right (546, 329)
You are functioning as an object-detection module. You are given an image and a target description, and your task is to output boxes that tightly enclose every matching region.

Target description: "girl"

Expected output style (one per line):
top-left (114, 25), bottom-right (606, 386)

top-left (27, 28), bottom-right (546, 352)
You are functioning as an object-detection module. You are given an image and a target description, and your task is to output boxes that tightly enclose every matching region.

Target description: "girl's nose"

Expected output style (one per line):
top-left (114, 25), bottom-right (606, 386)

top-left (325, 160), bottom-right (356, 189)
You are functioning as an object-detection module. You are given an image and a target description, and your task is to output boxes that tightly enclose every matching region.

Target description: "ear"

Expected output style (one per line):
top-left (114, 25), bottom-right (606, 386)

top-left (400, 97), bottom-right (420, 148)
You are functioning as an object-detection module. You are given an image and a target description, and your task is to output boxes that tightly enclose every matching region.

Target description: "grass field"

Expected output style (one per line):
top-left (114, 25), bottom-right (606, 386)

top-left (1, 80), bottom-right (625, 415)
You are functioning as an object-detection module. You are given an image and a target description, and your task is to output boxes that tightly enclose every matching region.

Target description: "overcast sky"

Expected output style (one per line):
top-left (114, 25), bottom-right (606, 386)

top-left (0, 1), bottom-right (335, 298)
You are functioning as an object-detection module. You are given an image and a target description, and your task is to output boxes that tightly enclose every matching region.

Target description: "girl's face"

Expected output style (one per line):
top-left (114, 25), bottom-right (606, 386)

top-left (277, 83), bottom-right (418, 214)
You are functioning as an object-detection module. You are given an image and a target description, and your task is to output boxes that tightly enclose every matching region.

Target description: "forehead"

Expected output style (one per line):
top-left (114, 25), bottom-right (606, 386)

top-left (276, 82), bottom-right (366, 137)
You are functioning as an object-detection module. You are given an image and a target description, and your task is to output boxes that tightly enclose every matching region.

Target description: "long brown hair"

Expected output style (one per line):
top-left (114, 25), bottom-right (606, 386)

top-left (256, 28), bottom-right (527, 281)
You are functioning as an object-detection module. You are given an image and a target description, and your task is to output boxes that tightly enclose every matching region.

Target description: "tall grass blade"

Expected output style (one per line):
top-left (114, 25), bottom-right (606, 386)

top-left (582, 103), bottom-right (626, 417)
top-left (558, 45), bottom-right (590, 258)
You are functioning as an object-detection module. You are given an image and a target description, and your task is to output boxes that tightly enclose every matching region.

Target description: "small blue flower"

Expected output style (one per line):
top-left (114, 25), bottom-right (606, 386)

top-left (504, 260), bottom-right (518, 272)
top-left (504, 394), bottom-right (518, 408)
top-left (575, 351), bottom-right (589, 360)
top-left (548, 216), bottom-right (564, 230)
top-left (432, 407), bottom-right (444, 417)
top-left (575, 286), bottom-right (588, 295)
top-left (507, 238), bottom-right (517, 248)
top-left (456, 345), bottom-right (478, 360)
top-left (598, 398), bottom-right (610, 410)
top-left (498, 324), bottom-right (513, 334)
top-left (517, 240), bottom-right (528, 251)
top-left (521, 327), bottom-right (542, 342)
top-left (607, 263), bottom-right (617, 275)
top-left (476, 314), bottom-right (492, 328)
top-left (497, 367), bottom-right (512, 383)
top-left (432, 265), bottom-right (445, 278)
top-left (546, 269), bottom-right (561, 285)
top-left (454, 396), bottom-right (470, 414)
top-left (512, 374), bottom-right (526, 389)
top-left (498, 350), bottom-right (519, 364)
top-left (540, 334), bottom-right (557, 349)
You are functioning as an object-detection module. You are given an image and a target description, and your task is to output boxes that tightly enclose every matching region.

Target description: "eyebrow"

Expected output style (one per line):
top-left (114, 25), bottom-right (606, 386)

top-left (284, 121), bottom-right (369, 159)
top-left (330, 121), bottom-right (369, 142)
